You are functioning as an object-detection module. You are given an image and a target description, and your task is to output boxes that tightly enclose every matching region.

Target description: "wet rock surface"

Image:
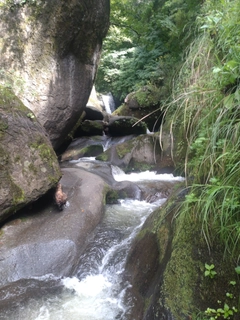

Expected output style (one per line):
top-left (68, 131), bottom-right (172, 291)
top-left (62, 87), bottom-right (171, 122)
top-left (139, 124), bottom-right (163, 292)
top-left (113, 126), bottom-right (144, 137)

top-left (96, 133), bottom-right (174, 173)
top-left (0, 168), bottom-right (107, 287)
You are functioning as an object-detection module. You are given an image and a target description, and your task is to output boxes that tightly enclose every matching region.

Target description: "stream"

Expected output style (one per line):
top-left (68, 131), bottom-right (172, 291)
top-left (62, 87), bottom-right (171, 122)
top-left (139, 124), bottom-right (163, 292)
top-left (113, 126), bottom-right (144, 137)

top-left (0, 159), bottom-right (184, 320)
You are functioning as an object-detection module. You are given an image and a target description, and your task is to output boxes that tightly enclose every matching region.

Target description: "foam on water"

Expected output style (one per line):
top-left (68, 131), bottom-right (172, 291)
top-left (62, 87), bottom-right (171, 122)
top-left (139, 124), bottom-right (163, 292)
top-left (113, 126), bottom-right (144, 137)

top-left (4, 199), bottom-right (161, 320)
top-left (111, 165), bottom-right (185, 182)
top-left (62, 275), bottom-right (112, 297)
top-left (7, 274), bottom-right (124, 320)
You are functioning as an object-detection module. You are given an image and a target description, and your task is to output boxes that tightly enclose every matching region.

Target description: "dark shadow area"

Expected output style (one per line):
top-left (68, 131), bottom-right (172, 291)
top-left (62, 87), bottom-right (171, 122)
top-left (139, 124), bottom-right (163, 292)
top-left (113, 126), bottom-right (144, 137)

top-left (0, 187), bottom-right (57, 229)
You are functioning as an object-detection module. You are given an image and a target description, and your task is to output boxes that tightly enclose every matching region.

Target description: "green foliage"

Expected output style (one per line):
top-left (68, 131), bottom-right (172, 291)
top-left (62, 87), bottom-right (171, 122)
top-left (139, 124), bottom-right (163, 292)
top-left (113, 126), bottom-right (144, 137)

top-left (203, 265), bottom-right (239, 319)
top-left (96, 0), bottom-right (201, 100)
top-left (205, 303), bottom-right (238, 320)
top-left (167, 0), bottom-right (240, 257)
top-left (27, 112), bottom-right (35, 119)
top-left (235, 266), bottom-right (240, 275)
top-left (205, 263), bottom-right (217, 279)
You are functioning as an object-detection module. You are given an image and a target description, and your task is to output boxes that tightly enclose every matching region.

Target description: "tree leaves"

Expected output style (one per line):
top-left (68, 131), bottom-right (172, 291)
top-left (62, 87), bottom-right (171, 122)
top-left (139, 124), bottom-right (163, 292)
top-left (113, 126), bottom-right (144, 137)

top-left (96, 0), bottom-right (201, 100)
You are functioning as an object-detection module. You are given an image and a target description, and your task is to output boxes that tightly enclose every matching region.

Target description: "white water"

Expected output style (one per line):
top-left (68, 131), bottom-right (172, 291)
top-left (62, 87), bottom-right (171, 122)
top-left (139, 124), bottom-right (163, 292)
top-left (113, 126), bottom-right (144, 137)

top-left (111, 165), bottom-right (185, 182)
top-left (2, 169), bottom-right (183, 320)
top-left (101, 93), bottom-right (115, 114)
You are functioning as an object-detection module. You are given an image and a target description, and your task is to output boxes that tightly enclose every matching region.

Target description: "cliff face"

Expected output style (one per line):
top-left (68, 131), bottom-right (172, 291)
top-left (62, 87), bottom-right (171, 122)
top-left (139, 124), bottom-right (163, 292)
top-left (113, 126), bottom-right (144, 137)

top-left (0, 0), bottom-right (110, 149)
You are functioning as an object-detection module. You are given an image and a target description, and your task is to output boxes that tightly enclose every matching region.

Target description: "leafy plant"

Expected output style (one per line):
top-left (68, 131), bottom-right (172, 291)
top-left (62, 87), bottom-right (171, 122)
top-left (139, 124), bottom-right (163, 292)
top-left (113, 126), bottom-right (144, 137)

top-left (234, 266), bottom-right (240, 275)
top-left (203, 265), bottom-right (239, 319)
top-left (27, 112), bottom-right (35, 120)
top-left (205, 303), bottom-right (238, 319)
top-left (204, 263), bottom-right (217, 279)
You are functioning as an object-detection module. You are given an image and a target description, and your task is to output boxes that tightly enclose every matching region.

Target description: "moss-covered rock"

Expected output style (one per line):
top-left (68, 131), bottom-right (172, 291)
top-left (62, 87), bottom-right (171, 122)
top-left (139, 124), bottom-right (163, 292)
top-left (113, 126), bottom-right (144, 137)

top-left (74, 120), bottom-right (104, 137)
top-left (113, 85), bottom-right (167, 132)
top-left (0, 86), bottom-right (61, 222)
top-left (107, 116), bottom-right (147, 136)
top-left (62, 144), bottom-right (104, 162)
top-left (124, 186), bottom-right (240, 319)
top-left (0, 0), bottom-right (110, 149)
top-left (60, 135), bottom-right (107, 161)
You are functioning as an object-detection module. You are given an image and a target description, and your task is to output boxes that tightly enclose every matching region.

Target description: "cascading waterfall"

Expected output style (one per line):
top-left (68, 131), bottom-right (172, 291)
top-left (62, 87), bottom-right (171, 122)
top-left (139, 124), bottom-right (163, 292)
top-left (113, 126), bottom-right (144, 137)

top-left (0, 165), bottom-right (184, 320)
top-left (101, 93), bottom-right (115, 114)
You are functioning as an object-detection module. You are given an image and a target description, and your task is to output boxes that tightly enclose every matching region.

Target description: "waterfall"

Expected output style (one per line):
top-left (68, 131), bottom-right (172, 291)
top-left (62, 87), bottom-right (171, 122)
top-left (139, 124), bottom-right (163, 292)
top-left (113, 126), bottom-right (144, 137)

top-left (101, 93), bottom-right (115, 114)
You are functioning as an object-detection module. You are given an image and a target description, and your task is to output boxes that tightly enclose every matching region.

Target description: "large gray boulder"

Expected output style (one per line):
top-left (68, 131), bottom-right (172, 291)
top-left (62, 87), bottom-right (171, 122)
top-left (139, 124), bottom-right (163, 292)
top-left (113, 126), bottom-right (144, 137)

top-left (0, 167), bottom-right (108, 287)
top-left (0, 86), bottom-right (61, 222)
top-left (0, 0), bottom-right (110, 149)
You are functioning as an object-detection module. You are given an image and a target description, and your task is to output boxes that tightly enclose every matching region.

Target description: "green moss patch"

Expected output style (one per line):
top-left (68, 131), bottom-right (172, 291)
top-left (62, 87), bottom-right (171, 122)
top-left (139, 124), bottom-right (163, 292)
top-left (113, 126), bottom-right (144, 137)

top-left (116, 140), bottom-right (135, 159)
top-left (95, 151), bottom-right (109, 162)
top-left (106, 190), bottom-right (119, 204)
top-left (126, 161), bottom-right (154, 173)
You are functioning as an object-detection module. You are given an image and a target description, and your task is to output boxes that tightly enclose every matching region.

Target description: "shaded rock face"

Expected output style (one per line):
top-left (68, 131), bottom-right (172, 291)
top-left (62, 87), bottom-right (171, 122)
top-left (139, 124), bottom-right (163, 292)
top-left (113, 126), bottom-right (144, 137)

top-left (126, 232), bottom-right (160, 296)
top-left (74, 119), bottom-right (104, 137)
top-left (84, 107), bottom-right (104, 121)
top-left (124, 205), bottom-right (175, 320)
top-left (107, 116), bottom-right (147, 136)
top-left (0, 87), bottom-right (61, 222)
top-left (0, 0), bottom-right (110, 149)
top-left (60, 135), bottom-right (106, 161)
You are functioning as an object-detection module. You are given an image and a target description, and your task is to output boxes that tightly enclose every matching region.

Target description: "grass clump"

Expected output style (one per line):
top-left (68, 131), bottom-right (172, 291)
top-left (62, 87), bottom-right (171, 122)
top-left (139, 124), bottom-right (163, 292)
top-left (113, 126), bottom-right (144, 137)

top-left (165, 0), bottom-right (240, 258)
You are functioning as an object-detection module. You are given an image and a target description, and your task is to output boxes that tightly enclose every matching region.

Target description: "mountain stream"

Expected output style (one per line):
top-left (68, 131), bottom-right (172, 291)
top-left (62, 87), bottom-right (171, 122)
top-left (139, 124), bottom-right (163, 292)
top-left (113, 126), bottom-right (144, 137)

top-left (1, 160), bottom-right (184, 320)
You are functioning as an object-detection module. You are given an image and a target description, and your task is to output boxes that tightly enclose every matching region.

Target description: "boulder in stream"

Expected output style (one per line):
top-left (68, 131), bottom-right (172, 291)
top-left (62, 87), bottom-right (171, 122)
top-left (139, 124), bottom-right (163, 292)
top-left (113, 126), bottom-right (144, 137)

top-left (114, 85), bottom-right (167, 131)
top-left (60, 136), bottom-right (106, 161)
top-left (74, 119), bottom-right (104, 137)
top-left (0, 86), bottom-right (61, 222)
top-left (106, 116), bottom-right (147, 136)
top-left (0, 167), bottom-right (108, 287)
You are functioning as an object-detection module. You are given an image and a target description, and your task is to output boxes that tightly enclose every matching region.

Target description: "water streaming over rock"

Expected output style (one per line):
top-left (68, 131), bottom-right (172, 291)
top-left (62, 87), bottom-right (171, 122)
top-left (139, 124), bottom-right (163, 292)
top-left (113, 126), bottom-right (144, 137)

top-left (101, 93), bottom-right (115, 114)
top-left (0, 167), bottom-right (184, 320)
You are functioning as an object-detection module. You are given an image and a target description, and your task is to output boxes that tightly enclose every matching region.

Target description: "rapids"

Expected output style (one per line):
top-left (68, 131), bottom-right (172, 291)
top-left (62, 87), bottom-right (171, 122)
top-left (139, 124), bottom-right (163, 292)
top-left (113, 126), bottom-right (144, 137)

top-left (0, 164), bottom-right (184, 320)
